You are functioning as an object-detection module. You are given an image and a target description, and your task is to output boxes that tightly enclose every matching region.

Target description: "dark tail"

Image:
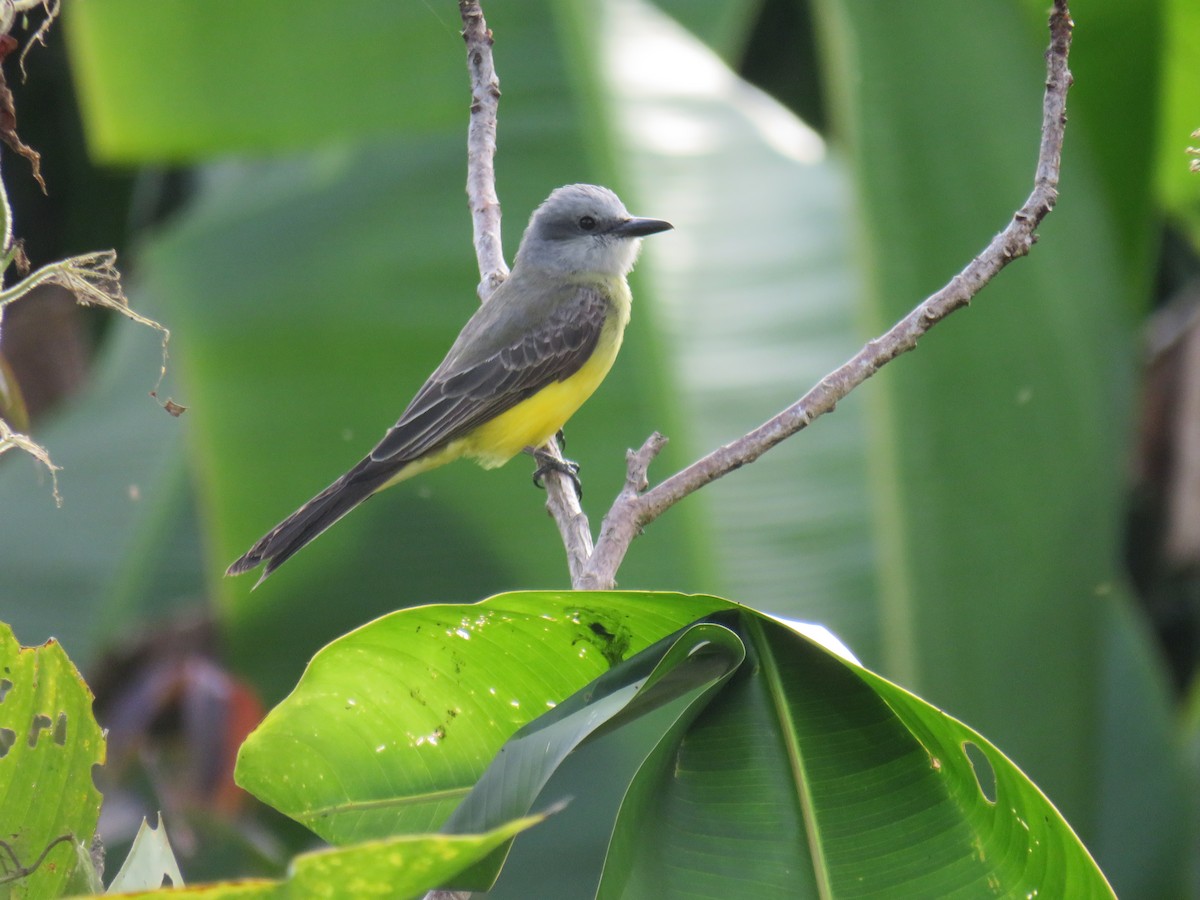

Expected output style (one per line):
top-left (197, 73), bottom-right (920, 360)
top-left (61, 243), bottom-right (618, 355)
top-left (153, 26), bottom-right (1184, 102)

top-left (226, 457), bottom-right (400, 585)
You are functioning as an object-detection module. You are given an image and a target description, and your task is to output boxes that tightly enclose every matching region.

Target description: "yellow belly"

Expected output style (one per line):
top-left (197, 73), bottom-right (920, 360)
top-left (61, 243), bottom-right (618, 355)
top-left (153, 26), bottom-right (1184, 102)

top-left (376, 281), bottom-right (631, 494)
top-left (462, 314), bottom-right (626, 468)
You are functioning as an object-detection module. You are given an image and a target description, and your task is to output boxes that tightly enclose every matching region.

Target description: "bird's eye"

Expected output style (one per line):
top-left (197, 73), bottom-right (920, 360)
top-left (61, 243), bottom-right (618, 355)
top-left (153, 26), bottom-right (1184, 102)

top-left (578, 215), bottom-right (596, 231)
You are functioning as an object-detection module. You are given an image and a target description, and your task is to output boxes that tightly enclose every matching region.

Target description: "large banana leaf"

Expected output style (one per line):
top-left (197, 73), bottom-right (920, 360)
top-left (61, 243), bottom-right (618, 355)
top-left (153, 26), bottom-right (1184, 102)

top-left (236, 592), bottom-right (1114, 898)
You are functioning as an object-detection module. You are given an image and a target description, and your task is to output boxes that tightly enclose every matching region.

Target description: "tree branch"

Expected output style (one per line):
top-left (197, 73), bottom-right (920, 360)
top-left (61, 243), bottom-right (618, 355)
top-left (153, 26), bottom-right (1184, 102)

top-left (459, 0), bottom-right (507, 302)
top-left (576, 0), bottom-right (1075, 589)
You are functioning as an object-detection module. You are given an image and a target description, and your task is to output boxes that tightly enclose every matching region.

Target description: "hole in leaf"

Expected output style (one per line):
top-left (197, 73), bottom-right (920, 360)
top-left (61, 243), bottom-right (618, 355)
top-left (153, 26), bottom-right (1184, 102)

top-left (54, 712), bottom-right (67, 745)
top-left (0, 678), bottom-right (12, 702)
top-left (0, 727), bottom-right (14, 757)
top-left (963, 740), bottom-right (996, 803)
top-left (27, 713), bottom-right (52, 748)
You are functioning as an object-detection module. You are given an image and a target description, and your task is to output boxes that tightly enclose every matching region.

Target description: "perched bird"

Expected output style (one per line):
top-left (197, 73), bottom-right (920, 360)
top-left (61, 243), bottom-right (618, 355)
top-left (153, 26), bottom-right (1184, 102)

top-left (227, 184), bottom-right (672, 583)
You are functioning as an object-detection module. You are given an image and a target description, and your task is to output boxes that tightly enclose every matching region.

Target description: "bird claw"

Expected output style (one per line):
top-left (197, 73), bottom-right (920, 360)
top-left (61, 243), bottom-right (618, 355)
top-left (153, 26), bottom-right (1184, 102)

top-left (532, 450), bottom-right (582, 500)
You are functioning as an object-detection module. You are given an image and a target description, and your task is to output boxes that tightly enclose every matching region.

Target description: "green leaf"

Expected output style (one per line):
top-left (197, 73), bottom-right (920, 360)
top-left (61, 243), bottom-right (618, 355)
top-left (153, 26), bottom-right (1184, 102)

top-left (0, 622), bottom-right (104, 898)
top-left (239, 593), bottom-right (1110, 896)
top-left (283, 816), bottom-right (544, 900)
top-left (234, 592), bottom-right (728, 842)
top-left (1156, 0), bottom-right (1200, 245)
top-left (64, 1), bottom-right (464, 162)
top-left (599, 611), bottom-right (1114, 899)
top-left (443, 620), bottom-right (745, 889)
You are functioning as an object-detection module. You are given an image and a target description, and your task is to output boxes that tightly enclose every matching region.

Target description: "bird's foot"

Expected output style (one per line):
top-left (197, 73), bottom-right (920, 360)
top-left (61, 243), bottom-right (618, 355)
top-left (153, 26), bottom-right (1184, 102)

top-left (531, 448), bottom-right (582, 500)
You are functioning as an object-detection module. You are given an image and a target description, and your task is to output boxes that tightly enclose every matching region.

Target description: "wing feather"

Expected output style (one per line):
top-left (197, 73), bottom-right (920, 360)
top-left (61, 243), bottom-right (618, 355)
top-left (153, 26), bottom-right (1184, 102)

top-left (370, 284), bottom-right (610, 463)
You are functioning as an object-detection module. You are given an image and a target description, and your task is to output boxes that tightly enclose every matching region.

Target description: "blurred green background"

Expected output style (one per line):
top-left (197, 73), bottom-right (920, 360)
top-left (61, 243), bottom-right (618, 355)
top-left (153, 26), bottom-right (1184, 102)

top-left (0, 0), bottom-right (1198, 895)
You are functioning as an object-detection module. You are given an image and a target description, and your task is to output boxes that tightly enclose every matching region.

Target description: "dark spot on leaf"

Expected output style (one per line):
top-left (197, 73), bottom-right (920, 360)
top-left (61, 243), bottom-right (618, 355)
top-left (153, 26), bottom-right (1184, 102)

top-left (53, 713), bottom-right (66, 745)
top-left (434, 726), bottom-right (446, 740)
top-left (569, 609), bottom-right (632, 668)
top-left (0, 727), bottom-right (14, 757)
top-left (0, 678), bottom-right (11, 702)
top-left (26, 713), bottom-right (51, 748)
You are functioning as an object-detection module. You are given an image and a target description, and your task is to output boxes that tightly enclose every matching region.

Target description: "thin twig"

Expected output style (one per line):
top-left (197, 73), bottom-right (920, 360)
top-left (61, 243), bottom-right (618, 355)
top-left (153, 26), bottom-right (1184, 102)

top-left (458, 0), bottom-right (590, 580)
top-left (576, 0), bottom-right (1075, 589)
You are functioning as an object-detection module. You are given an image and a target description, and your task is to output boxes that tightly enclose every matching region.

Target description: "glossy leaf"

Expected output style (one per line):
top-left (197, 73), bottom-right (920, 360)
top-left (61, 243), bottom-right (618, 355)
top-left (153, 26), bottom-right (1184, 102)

top-left (234, 592), bottom-right (728, 842)
top-left (444, 620), bottom-right (744, 889)
top-left (600, 609), bottom-right (1113, 898)
top-left (237, 591), bottom-right (1110, 896)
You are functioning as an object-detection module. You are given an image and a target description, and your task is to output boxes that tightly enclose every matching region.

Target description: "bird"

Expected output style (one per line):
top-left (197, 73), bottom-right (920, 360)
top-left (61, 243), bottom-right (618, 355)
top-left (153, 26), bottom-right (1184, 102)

top-left (227, 184), bottom-right (672, 584)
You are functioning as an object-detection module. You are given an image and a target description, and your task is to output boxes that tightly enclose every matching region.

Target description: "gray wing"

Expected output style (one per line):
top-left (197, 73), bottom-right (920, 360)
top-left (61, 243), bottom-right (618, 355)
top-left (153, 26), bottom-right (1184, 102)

top-left (369, 284), bottom-right (611, 463)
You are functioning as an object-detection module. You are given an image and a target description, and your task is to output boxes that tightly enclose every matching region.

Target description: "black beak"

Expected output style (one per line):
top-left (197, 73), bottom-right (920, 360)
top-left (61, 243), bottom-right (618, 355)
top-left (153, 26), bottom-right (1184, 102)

top-left (611, 216), bottom-right (674, 238)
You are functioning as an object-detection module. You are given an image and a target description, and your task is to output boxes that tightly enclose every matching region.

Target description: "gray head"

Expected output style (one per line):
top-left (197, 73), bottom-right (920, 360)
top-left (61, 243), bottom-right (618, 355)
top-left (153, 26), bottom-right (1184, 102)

top-left (513, 184), bottom-right (672, 278)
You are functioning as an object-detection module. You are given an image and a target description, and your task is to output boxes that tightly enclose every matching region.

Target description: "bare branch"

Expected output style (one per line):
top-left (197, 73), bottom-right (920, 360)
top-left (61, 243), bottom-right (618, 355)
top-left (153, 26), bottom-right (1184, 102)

top-left (459, 0), bottom-right (508, 302)
top-left (577, 434), bottom-right (666, 589)
top-left (537, 438), bottom-right (595, 584)
top-left (578, 0), bottom-right (1075, 589)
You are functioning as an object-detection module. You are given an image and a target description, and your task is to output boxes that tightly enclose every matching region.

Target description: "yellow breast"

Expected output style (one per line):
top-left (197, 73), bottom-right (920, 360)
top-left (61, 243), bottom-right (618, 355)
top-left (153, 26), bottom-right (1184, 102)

top-left (462, 289), bottom-right (630, 468)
